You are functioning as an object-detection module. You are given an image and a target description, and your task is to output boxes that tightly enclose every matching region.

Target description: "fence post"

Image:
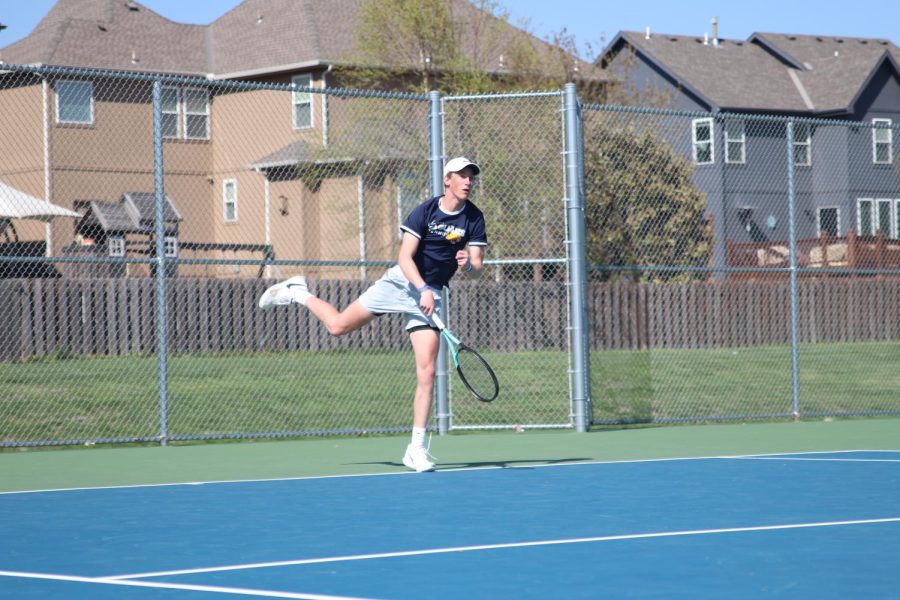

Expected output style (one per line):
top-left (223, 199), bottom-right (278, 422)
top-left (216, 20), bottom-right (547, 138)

top-left (786, 119), bottom-right (801, 418)
top-left (563, 83), bottom-right (592, 432)
top-left (428, 90), bottom-right (451, 435)
top-left (152, 80), bottom-right (170, 445)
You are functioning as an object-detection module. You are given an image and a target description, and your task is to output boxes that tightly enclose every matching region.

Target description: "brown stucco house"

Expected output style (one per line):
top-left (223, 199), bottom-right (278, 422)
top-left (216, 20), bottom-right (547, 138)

top-left (0, 0), bottom-right (597, 278)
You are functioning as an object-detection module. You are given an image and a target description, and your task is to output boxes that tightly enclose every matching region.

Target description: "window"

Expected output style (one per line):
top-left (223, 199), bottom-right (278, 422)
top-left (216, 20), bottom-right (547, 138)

top-left (161, 86), bottom-right (180, 138)
top-left (161, 86), bottom-right (209, 140)
top-left (877, 199), bottom-right (893, 236)
top-left (183, 88), bottom-right (210, 139)
top-left (896, 199), bottom-right (900, 239)
top-left (857, 198), bottom-right (892, 237)
top-left (164, 236), bottom-right (178, 258)
top-left (55, 80), bottom-right (94, 124)
top-left (858, 199), bottom-right (873, 236)
top-left (292, 74), bottom-right (313, 129)
top-left (223, 180), bottom-right (238, 222)
top-left (793, 122), bottom-right (811, 166)
top-left (108, 236), bottom-right (126, 257)
top-left (872, 119), bottom-right (892, 164)
top-left (692, 118), bottom-right (714, 164)
top-left (724, 120), bottom-right (745, 164)
top-left (817, 207), bottom-right (839, 237)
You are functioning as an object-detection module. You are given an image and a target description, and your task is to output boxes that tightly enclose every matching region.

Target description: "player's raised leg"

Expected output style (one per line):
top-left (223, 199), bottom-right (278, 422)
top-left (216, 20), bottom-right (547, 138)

top-left (305, 297), bottom-right (376, 337)
top-left (259, 278), bottom-right (376, 336)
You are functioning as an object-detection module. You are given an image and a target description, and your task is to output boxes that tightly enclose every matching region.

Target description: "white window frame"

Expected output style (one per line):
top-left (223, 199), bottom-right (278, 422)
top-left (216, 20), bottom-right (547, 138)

top-left (816, 207), bottom-right (840, 238)
top-left (55, 80), bottom-right (94, 124)
top-left (292, 74), bottom-right (314, 130)
top-left (183, 87), bottom-right (210, 140)
top-left (856, 198), bottom-right (892, 237)
top-left (876, 198), bottom-right (893, 237)
top-left (108, 235), bottom-right (126, 257)
top-left (857, 198), bottom-right (873, 236)
top-left (692, 118), bottom-right (714, 164)
top-left (163, 236), bottom-right (179, 258)
top-left (895, 199), bottom-right (900, 239)
top-left (161, 86), bottom-right (210, 140)
top-left (223, 179), bottom-right (238, 223)
top-left (872, 118), bottom-right (892, 164)
top-left (793, 122), bottom-right (812, 166)
top-left (724, 120), bottom-right (745, 164)
top-left (161, 85), bottom-right (181, 139)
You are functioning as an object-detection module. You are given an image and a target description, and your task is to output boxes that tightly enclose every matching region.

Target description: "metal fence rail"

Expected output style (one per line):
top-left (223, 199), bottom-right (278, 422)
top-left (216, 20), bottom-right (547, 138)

top-left (1, 64), bottom-right (899, 447)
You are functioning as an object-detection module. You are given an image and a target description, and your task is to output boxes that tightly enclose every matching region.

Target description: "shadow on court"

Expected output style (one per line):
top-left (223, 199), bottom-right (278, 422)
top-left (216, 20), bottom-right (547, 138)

top-left (356, 457), bottom-right (594, 469)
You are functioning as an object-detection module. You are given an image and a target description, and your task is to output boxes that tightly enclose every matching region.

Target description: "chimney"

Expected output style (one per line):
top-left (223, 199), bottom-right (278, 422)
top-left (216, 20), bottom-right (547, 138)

top-left (645, 26), bottom-right (651, 40)
top-left (712, 17), bottom-right (719, 47)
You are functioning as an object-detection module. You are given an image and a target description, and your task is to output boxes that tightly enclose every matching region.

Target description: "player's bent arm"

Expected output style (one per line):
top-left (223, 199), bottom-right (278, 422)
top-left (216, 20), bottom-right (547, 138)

top-left (467, 245), bottom-right (485, 274)
top-left (398, 233), bottom-right (428, 290)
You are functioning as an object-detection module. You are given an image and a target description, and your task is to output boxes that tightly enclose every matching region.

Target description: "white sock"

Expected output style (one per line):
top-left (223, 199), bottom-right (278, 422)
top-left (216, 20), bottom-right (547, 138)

top-left (291, 289), bottom-right (312, 306)
top-left (410, 426), bottom-right (427, 448)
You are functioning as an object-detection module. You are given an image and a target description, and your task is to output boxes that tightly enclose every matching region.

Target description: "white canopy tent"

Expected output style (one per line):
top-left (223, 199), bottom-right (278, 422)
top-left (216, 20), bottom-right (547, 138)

top-left (0, 180), bottom-right (80, 247)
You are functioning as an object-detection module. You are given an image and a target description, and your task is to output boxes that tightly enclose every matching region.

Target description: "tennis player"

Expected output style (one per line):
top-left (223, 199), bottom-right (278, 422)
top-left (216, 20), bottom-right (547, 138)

top-left (258, 157), bottom-right (488, 472)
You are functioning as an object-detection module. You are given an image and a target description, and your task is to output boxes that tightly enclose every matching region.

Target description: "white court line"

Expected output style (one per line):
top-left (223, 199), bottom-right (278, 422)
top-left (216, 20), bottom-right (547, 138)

top-left (0, 570), bottom-right (377, 600)
top-left (3, 450), bottom-right (896, 496)
top-left (736, 456), bottom-right (900, 463)
top-left (107, 516), bottom-right (900, 581)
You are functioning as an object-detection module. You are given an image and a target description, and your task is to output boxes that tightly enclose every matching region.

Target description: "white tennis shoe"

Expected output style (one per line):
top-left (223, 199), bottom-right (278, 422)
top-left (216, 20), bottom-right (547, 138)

top-left (402, 444), bottom-right (435, 472)
top-left (258, 276), bottom-right (309, 309)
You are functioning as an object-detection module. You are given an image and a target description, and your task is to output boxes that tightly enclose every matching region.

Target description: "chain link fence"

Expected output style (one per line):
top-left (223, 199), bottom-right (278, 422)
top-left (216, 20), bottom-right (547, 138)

top-left (582, 105), bottom-right (900, 424)
top-left (1, 64), bottom-right (898, 446)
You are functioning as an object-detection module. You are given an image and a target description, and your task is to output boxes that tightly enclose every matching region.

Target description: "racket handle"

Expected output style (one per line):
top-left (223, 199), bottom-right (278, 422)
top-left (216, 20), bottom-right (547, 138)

top-left (430, 313), bottom-right (446, 330)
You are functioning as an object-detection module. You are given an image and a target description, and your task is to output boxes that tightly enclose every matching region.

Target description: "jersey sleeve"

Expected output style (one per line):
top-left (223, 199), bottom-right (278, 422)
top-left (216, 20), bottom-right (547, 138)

top-left (400, 201), bottom-right (427, 239)
top-left (467, 209), bottom-right (488, 247)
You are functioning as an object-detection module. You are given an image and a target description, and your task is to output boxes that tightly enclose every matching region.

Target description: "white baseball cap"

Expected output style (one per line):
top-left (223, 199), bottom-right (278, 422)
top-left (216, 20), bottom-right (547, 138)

top-left (443, 156), bottom-right (481, 176)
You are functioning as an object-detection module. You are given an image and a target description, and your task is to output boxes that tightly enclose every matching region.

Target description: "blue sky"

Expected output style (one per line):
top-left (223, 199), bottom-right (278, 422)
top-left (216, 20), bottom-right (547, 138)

top-left (1, 0), bottom-right (898, 59)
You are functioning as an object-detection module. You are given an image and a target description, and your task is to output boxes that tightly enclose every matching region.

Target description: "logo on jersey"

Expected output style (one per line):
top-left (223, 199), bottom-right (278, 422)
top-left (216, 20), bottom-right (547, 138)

top-left (428, 221), bottom-right (465, 243)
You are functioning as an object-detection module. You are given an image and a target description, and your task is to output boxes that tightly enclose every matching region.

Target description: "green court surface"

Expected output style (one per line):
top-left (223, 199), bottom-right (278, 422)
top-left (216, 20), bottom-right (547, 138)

top-left (2, 418), bottom-right (898, 493)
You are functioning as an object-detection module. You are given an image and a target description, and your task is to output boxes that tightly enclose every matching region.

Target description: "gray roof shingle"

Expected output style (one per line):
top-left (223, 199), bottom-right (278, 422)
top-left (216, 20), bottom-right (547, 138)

top-left (1, 0), bottom-right (601, 81)
top-left (85, 192), bottom-right (180, 233)
top-left (605, 31), bottom-right (900, 114)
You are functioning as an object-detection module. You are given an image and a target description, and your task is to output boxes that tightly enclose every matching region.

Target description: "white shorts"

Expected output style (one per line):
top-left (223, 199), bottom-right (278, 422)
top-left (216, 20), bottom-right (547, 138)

top-left (358, 265), bottom-right (442, 331)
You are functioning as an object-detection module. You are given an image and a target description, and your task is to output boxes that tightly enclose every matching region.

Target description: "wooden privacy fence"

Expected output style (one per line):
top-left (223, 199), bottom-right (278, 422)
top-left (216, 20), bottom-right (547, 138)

top-left (727, 230), bottom-right (900, 276)
top-left (589, 278), bottom-right (900, 350)
top-left (2, 277), bottom-right (900, 361)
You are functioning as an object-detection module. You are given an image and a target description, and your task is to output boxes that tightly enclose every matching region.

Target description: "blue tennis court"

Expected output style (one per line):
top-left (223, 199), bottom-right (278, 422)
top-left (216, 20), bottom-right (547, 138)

top-left (2, 449), bottom-right (898, 599)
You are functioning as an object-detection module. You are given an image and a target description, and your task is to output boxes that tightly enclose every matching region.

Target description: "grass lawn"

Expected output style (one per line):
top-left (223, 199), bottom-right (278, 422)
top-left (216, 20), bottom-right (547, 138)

top-left (2, 341), bottom-right (899, 445)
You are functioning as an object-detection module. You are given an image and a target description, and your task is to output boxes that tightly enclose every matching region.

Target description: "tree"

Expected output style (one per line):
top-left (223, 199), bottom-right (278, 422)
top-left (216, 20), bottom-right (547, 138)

top-left (346, 0), bottom-right (585, 94)
top-left (583, 125), bottom-right (711, 282)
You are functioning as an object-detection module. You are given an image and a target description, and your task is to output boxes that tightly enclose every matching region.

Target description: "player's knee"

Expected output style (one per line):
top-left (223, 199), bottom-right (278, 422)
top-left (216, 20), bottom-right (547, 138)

top-left (325, 322), bottom-right (348, 337)
top-left (416, 362), bottom-right (436, 382)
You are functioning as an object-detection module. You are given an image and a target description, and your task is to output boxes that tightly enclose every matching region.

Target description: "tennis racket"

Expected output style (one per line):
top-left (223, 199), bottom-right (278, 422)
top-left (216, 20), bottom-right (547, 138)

top-left (431, 313), bottom-right (499, 402)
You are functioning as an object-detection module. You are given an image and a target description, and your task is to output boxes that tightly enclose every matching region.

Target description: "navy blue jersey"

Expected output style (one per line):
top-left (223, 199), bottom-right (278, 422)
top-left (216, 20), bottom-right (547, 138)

top-left (400, 196), bottom-right (488, 289)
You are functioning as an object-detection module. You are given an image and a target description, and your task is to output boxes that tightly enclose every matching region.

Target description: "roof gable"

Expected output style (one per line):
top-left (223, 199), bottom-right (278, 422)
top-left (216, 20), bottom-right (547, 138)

top-left (602, 30), bottom-right (900, 115)
top-left (1, 0), bottom-right (594, 82)
top-left (82, 193), bottom-right (180, 233)
top-left (0, 0), bottom-right (209, 73)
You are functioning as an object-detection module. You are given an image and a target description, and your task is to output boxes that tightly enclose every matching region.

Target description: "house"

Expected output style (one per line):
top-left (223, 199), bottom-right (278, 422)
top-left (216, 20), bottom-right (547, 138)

top-left (0, 0), bottom-right (597, 278)
top-left (601, 30), bottom-right (900, 270)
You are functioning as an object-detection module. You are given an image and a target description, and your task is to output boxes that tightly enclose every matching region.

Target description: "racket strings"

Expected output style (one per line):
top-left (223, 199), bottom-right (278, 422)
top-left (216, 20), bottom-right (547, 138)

top-left (456, 347), bottom-right (499, 401)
